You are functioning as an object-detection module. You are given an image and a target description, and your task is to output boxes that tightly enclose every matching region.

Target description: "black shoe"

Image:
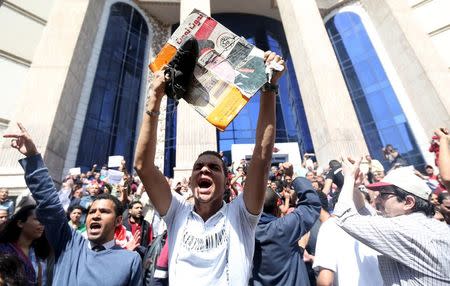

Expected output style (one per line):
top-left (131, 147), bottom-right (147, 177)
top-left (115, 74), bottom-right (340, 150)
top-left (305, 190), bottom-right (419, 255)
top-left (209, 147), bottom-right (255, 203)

top-left (165, 37), bottom-right (199, 101)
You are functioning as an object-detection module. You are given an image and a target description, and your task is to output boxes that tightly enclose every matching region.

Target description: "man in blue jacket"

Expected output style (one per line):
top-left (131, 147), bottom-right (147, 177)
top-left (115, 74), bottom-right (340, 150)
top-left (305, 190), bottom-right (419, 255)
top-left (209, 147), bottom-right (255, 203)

top-left (4, 123), bottom-right (142, 286)
top-left (250, 163), bottom-right (321, 286)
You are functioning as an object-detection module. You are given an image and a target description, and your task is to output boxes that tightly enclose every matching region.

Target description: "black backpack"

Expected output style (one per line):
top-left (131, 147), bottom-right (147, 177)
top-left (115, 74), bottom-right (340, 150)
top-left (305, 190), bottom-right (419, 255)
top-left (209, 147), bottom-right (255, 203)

top-left (143, 230), bottom-right (167, 286)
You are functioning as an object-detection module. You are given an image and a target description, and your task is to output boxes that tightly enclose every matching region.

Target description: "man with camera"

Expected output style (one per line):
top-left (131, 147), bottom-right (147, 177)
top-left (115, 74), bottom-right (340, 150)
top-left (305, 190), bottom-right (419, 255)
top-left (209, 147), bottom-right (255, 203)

top-left (382, 144), bottom-right (407, 169)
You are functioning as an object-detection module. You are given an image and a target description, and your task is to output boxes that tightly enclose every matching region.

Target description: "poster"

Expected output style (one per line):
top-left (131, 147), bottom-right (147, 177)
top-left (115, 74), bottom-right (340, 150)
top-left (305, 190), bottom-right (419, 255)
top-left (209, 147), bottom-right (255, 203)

top-left (150, 9), bottom-right (267, 131)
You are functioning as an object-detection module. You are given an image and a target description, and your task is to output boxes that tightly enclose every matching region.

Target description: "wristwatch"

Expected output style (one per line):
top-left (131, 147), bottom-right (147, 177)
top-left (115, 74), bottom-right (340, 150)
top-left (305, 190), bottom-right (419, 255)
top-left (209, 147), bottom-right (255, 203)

top-left (146, 110), bottom-right (160, 117)
top-left (261, 82), bottom-right (279, 95)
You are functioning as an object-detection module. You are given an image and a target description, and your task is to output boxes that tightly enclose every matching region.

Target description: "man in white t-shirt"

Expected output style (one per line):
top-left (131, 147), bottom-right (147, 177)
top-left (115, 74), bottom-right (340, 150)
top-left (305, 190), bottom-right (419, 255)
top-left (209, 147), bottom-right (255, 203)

top-left (313, 217), bottom-right (382, 286)
top-left (134, 45), bottom-right (285, 285)
top-left (163, 185), bottom-right (259, 285)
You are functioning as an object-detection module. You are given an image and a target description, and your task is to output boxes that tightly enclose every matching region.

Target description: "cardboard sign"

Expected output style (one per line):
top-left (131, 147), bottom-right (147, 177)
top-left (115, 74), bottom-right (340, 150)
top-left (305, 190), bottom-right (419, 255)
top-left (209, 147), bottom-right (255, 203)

top-left (108, 169), bottom-right (124, 185)
top-left (108, 155), bottom-right (124, 168)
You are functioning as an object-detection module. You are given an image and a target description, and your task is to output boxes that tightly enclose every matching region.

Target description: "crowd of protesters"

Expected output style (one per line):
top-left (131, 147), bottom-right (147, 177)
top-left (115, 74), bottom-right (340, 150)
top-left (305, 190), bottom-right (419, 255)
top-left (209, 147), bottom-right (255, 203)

top-left (0, 49), bottom-right (450, 286)
top-left (1, 125), bottom-right (449, 285)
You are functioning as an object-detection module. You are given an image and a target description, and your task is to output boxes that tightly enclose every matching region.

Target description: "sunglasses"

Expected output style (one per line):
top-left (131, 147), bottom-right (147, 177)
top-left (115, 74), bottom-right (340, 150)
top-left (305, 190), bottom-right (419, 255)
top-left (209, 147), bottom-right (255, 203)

top-left (378, 192), bottom-right (397, 200)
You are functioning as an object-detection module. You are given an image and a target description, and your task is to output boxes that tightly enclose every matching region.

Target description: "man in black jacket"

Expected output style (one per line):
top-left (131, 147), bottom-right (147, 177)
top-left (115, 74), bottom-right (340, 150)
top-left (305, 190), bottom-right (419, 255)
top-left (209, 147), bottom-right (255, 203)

top-left (123, 201), bottom-right (153, 256)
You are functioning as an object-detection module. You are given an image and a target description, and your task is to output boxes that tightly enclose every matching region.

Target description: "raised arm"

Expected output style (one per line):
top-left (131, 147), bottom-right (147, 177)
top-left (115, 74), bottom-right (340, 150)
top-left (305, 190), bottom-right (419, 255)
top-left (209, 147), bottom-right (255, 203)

top-left (279, 190), bottom-right (291, 215)
top-left (3, 123), bottom-right (72, 256)
top-left (275, 177), bottom-right (320, 244)
top-left (436, 128), bottom-right (450, 189)
top-left (118, 177), bottom-right (130, 206)
top-left (134, 70), bottom-right (172, 216)
top-left (243, 51), bottom-right (285, 215)
top-left (119, 160), bottom-right (129, 177)
top-left (230, 171), bottom-right (243, 186)
top-left (335, 157), bottom-right (366, 212)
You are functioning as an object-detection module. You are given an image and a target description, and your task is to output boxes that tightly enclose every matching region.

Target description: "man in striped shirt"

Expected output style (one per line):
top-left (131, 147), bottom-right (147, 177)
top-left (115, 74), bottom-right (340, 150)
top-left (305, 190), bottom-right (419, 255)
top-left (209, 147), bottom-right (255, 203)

top-left (334, 158), bottom-right (450, 285)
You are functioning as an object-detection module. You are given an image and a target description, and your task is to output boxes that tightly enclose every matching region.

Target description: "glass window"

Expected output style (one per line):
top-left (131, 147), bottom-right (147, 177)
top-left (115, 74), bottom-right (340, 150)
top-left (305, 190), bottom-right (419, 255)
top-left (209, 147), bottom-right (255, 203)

top-left (326, 12), bottom-right (424, 169)
top-left (76, 3), bottom-right (148, 172)
top-left (163, 98), bottom-right (177, 177)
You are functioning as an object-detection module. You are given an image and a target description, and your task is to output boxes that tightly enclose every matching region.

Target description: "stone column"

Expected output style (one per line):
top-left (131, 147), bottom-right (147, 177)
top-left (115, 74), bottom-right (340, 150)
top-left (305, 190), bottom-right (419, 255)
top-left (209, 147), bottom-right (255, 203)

top-left (173, 0), bottom-right (216, 182)
top-left (277, 0), bottom-right (369, 166)
top-left (0, 0), bottom-right (105, 190)
top-left (139, 15), bottom-right (171, 174)
top-left (360, 0), bottom-right (450, 134)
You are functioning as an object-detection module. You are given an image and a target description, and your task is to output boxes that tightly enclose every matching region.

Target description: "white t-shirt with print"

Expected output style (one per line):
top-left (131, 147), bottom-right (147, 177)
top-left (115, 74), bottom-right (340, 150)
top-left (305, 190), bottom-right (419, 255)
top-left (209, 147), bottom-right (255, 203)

top-left (163, 192), bottom-right (260, 285)
top-left (313, 218), bottom-right (383, 286)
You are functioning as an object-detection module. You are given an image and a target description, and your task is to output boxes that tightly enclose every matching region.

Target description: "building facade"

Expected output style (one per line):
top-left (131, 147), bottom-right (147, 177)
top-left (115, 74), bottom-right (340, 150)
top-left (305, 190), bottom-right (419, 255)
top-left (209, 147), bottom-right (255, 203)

top-left (0, 0), bottom-right (449, 193)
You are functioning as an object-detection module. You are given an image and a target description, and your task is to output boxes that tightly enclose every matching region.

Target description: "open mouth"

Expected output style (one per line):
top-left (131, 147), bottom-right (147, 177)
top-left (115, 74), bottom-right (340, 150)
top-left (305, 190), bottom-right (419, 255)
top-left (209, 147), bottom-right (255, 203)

top-left (90, 222), bottom-right (102, 231)
top-left (197, 177), bottom-right (213, 190)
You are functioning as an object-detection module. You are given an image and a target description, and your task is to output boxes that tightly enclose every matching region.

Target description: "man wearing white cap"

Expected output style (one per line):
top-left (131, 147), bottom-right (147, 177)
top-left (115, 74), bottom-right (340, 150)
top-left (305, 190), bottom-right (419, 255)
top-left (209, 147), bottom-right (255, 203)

top-left (333, 157), bottom-right (450, 286)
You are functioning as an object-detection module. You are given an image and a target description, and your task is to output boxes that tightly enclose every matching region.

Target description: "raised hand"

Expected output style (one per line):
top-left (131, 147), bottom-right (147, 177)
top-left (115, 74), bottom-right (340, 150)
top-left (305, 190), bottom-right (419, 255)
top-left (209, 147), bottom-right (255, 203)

top-left (281, 162), bottom-right (293, 177)
top-left (3, 122), bottom-right (39, 157)
top-left (354, 169), bottom-right (365, 187)
top-left (149, 68), bottom-right (168, 98)
top-left (434, 128), bottom-right (449, 141)
top-left (263, 51), bottom-right (286, 84)
top-left (125, 229), bottom-right (141, 251)
top-left (435, 127), bottom-right (450, 189)
top-left (341, 156), bottom-right (362, 179)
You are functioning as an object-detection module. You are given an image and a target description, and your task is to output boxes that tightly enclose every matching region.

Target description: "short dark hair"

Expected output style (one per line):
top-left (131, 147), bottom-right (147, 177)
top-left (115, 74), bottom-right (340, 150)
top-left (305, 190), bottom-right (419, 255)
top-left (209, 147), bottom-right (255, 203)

top-left (270, 180), bottom-right (282, 192)
top-left (329, 160), bottom-right (341, 169)
top-left (67, 205), bottom-right (83, 220)
top-left (68, 205), bottom-right (83, 214)
top-left (263, 188), bottom-right (280, 214)
top-left (102, 183), bottom-right (112, 194)
top-left (128, 200), bottom-right (143, 209)
top-left (438, 192), bottom-right (450, 204)
top-left (91, 193), bottom-right (124, 217)
top-left (196, 150), bottom-right (227, 178)
top-left (392, 186), bottom-right (434, 217)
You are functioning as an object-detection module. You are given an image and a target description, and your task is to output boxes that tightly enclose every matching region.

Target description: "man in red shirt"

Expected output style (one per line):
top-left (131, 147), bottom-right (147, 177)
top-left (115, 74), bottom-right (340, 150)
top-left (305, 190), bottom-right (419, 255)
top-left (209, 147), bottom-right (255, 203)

top-left (123, 201), bottom-right (153, 256)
